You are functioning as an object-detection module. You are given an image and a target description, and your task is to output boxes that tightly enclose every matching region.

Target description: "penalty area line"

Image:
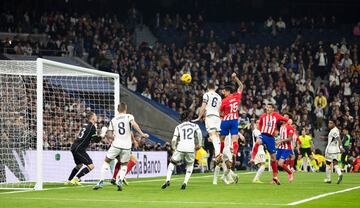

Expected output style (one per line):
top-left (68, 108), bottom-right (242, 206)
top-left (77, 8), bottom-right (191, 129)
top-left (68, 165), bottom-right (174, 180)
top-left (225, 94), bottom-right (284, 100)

top-left (287, 186), bottom-right (360, 206)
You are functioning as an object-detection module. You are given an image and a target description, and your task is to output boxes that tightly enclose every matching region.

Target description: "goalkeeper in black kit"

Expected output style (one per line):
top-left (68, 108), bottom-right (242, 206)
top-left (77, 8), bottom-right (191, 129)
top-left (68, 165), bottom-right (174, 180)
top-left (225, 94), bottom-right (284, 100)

top-left (65, 111), bottom-right (102, 185)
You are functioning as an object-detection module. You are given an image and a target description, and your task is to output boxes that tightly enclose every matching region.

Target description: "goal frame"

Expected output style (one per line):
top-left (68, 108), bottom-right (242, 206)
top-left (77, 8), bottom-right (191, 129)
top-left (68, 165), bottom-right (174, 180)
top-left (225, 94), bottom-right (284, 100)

top-left (0, 58), bottom-right (120, 190)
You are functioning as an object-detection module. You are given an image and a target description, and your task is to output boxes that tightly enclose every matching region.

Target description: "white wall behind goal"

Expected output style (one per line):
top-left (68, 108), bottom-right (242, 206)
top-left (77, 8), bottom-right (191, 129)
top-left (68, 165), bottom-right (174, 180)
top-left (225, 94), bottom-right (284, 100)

top-left (5, 151), bottom-right (167, 183)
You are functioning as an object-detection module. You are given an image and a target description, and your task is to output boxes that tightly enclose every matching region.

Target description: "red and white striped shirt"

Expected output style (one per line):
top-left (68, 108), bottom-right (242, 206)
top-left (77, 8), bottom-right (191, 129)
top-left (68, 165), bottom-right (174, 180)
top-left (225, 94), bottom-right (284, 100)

top-left (278, 124), bottom-right (294, 150)
top-left (220, 92), bottom-right (242, 121)
top-left (258, 112), bottom-right (288, 136)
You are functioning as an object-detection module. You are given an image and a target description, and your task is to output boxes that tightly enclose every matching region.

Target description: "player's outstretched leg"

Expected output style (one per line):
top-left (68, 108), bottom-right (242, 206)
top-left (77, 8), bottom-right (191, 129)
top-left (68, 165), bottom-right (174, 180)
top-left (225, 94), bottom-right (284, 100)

top-left (72, 164), bottom-right (94, 185)
top-left (162, 162), bottom-right (175, 189)
top-left (65, 165), bottom-right (81, 185)
top-left (94, 161), bottom-right (110, 190)
top-left (213, 164), bottom-right (221, 185)
top-left (252, 163), bottom-right (265, 183)
top-left (123, 158), bottom-right (137, 186)
top-left (324, 161), bottom-right (332, 183)
top-left (334, 161), bottom-right (343, 184)
top-left (116, 164), bottom-right (128, 191)
top-left (181, 163), bottom-right (194, 189)
top-left (111, 161), bottom-right (121, 185)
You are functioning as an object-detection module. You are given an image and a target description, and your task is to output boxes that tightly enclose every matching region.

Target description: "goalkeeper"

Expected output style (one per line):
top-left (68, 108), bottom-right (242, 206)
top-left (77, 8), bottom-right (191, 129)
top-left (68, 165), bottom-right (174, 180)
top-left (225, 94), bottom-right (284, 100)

top-left (65, 111), bottom-right (102, 185)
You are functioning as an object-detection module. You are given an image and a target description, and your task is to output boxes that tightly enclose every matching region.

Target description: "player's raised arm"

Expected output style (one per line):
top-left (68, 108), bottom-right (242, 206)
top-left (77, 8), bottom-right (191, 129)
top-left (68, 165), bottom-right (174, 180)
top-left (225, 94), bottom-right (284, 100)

top-left (130, 118), bottom-right (149, 139)
top-left (274, 112), bottom-right (289, 123)
top-left (231, 73), bottom-right (243, 93)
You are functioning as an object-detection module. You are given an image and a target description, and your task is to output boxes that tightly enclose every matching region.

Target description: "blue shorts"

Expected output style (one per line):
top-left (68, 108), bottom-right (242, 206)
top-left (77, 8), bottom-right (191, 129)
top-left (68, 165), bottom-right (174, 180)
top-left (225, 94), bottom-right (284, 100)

top-left (276, 149), bottom-right (293, 160)
top-left (220, 120), bottom-right (238, 136)
top-left (259, 133), bottom-right (276, 154)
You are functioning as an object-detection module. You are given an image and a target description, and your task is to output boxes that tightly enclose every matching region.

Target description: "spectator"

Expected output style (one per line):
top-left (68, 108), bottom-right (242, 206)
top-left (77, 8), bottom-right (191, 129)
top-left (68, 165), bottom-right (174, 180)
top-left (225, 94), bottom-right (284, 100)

top-left (276, 17), bottom-right (286, 31)
top-left (314, 91), bottom-right (327, 112)
top-left (353, 22), bottom-right (360, 36)
top-left (315, 47), bottom-right (328, 79)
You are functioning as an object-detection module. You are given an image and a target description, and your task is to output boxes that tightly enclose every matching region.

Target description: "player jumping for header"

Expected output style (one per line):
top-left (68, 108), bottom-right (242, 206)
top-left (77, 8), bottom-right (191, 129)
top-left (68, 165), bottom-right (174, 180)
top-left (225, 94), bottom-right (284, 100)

top-left (219, 73), bottom-right (243, 183)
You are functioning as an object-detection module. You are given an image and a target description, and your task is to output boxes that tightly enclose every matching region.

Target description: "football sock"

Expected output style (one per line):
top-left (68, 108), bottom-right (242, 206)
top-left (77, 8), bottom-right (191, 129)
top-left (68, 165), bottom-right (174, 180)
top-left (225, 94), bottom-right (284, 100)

top-left (334, 165), bottom-right (342, 176)
top-left (271, 160), bottom-right (278, 177)
top-left (100, 162), bottom-right (110, 181)
top-left (127, 160), bottom-right (136, 174)
top-left (302, 157), bottom-right (308, 172)
top-left (290, 159), bottom-right (295, 169)
top-left (285, 160), bottom-right (290, 167)
top-left (254, 164), bottom-right (265, 181)
top-left (213, 165), bottom-right (220, 183)
top-left (184, 164), bottom-right (194, 184)
top-left (68, 166), bottom-right (80, 181)
top-left (118, 165), bottom-right (127, 182)
top-left (282, 164), bottom-right (292, 174)
top-left (224, 168), bottom-right (230, 177)
top-left (326, 165), bottom-right (331, 180)
top-left (233, 141), bottom-right (239, 157)
top-left (112, 162), bottom-right (121, 179)
top-left (220, 141), bottom-right (225, 153)
top-left (251, 143), bottom-right (259, 160)
top-left (166, 163), bottom-right (175, 181)
top-left (229, 169), bottom-right (237, 178)
top-left (76, 166), bottom-right (91, 179)
top-left (212, 136), bottom-right (221, 156)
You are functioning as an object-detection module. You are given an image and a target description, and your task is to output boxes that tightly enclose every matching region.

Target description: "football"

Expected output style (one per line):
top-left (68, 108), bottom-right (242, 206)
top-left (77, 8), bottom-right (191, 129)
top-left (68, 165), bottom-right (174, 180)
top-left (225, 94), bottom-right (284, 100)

top-left (180, 73), bottom-right (192, 84)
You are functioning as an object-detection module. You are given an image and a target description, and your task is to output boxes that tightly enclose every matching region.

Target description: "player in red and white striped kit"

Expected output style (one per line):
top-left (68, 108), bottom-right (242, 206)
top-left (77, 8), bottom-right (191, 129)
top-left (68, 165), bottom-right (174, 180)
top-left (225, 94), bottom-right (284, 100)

top-left (251, 104), bottom-right (291, 185)
top-left (277, 117), bottom-right (295, 183)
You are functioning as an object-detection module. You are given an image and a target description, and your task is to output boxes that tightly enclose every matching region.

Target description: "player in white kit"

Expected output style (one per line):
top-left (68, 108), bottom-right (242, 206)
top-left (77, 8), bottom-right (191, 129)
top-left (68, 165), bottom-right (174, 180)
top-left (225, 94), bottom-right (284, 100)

top-left (162, 111), bottom-right (203, 190)
top-left (251, 120), bottom-right (266, 183)
top-left (324, 120), bottom-right (344, 184)
top-left (193, 82), bottom-right (222, 158)
top-left (213, 134), bottom-right (238, 184)
top-left (94, 102), bottom-right (149, 191)
top-left (192, 82), bottom-right (222, 184)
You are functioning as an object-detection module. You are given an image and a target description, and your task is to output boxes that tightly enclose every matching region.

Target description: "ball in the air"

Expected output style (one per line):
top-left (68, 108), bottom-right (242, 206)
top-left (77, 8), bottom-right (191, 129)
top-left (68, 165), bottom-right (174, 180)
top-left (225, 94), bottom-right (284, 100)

top-left (181, 73), bottom-right (192, 84)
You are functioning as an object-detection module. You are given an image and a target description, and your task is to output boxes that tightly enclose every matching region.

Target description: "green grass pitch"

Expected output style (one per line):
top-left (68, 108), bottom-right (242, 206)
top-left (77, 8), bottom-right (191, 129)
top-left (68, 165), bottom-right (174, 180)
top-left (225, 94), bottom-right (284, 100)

top-left (0, 172), bottom-right (359, 208)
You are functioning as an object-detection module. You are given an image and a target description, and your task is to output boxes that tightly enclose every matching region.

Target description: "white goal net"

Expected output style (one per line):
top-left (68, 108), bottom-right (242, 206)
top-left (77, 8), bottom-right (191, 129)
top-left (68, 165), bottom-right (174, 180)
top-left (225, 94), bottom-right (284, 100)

top-left (0, 59), bottom-right (119, 190)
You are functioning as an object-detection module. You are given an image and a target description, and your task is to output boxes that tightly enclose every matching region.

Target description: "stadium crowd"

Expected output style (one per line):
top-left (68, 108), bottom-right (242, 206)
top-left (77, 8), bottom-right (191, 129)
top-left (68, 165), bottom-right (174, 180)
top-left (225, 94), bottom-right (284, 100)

top-left (1, 10), bottom-right (360, 171)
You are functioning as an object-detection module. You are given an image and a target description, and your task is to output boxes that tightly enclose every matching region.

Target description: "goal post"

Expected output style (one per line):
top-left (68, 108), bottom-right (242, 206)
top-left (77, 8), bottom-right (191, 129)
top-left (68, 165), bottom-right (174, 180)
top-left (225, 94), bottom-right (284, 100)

top-left (0, 58), bottom-right (120, 190)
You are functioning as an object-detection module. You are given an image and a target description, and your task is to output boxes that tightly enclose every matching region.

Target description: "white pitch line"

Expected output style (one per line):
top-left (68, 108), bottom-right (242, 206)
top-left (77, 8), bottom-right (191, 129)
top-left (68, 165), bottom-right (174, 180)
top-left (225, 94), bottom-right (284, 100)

top-left (288, 186), bottom-right (360, 206)
top-left (0, 172), bottom-right (255, 195)
top-left (0, 185), bottom-right (93, 195)
top-left (0, 196), bottom-right (285, 206)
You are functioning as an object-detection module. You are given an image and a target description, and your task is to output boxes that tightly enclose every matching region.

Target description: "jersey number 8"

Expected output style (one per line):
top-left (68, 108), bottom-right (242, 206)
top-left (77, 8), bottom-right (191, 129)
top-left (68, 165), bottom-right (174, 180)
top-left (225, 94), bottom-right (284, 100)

top-left (118, 122), bottom-right (125, 135)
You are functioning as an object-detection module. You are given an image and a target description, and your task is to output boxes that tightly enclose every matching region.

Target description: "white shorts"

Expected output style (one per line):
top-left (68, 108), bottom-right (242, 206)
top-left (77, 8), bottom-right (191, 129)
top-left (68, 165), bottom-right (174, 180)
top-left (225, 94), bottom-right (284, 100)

top-left (106, 146), bottom-right (131, 163)
top-left (222, 148), bottom-right (233, 162)
top-left (325, 152), bottom-right (340, 162)
top-left (171, 150), bottom-right (195, 165)
top-left (205, 116), bottom-right (221, 132)
top-left (254, 146), bottom-right (266, 165)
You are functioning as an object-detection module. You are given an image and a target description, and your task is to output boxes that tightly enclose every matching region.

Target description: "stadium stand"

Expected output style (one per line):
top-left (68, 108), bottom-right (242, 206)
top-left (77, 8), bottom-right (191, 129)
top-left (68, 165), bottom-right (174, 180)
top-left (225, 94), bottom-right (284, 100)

top-left (0, 8), bottom-right (359, 169)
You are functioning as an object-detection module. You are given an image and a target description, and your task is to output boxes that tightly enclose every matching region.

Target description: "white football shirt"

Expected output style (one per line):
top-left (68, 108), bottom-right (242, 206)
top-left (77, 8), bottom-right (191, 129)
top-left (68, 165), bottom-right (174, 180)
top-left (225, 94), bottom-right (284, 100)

top-left (203, 91), bottom-right (222, 117)
top-left (173, 121), bottom-right (202, 152)
top-left (326, 127), bottom-right (340, 154)
top-left (108, 113), bottom-right (134, 149)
